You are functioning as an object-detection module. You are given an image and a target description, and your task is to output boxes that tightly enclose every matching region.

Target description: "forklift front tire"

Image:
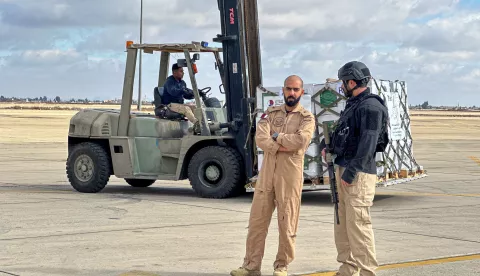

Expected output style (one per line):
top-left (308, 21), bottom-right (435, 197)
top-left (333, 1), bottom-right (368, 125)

top-left (188, 146), bottom-right (244, 199)
top-left (66, 142), bottom-right (111, 193)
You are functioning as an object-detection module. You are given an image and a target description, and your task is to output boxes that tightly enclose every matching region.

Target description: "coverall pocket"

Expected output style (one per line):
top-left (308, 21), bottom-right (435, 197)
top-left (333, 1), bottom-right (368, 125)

top-left (250, 188), bottom-right (275, 221)
top-left (288, 155), bottom-right (304, 176)
top-left (288, 154), bottom-right (303, 165)
top-left (282, 196), bottom-right (301, 238)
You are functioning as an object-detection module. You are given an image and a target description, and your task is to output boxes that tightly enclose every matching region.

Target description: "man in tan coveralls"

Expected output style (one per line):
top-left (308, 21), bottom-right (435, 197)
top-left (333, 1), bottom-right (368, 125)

top-left (231, 75), bottom-right (316, 276)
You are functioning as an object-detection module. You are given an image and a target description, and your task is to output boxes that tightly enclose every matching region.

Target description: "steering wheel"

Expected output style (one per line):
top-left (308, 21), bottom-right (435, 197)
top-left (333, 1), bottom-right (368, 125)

top-left (199, 87), bottom-right (211, 95)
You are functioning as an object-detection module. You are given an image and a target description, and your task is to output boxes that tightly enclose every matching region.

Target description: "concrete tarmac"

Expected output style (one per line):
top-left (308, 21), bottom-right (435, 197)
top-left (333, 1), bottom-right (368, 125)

top-left (1, 129), bottom-right (480, 275)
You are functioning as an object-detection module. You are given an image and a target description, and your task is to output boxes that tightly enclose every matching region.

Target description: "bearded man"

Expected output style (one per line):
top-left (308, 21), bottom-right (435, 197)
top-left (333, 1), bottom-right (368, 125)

top-left (230, 75), bottom-right (316, 276)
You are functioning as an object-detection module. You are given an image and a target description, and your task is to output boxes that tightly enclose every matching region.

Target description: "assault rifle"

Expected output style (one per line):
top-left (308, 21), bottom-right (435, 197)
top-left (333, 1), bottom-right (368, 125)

top-left (322, 122), bottom-right (340, 225)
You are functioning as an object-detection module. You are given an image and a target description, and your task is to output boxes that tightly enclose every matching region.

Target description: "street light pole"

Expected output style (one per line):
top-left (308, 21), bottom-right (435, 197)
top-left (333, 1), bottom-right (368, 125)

top-left (137, 0), bottom-right (143, 111)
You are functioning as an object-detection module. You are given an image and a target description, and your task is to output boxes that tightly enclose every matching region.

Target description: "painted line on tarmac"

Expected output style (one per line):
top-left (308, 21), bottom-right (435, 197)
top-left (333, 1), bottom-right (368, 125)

top-left (118, 271), bottom-right (160, 276)
top-left (469, 156), bottom-right (480, 165)
top-left (299, 253), bottom-right (480, 276)
top-left (376, 191), bottom-right (480, 197)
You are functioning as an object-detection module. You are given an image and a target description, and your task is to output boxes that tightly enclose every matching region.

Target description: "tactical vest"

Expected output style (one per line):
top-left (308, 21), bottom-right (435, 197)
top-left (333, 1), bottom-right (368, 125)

top-left (331, 94), bottom-right (389, 158)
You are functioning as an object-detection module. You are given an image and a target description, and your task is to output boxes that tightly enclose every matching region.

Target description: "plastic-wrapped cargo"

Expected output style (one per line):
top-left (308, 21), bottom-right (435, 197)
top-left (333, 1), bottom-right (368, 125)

top-left (370, 79), bottom-right (426, 186)
top-left (249, 78), bottom-right (427, 192)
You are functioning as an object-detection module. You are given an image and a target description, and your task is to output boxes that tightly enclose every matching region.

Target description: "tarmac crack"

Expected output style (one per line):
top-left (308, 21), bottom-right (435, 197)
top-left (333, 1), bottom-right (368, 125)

top-left (374, 228), bottom-right (480, 244)
top-left (372, 203), bottom-right (480, 213)
top-left (404, 183), bottom-right (454, 194)
top-left (0, 199), bottom-right (70, 205)
top-left (426, 171), bottom-right (480, 177)
top-left (301, 218), bottom-right (480, 245)
top-left (410, 179), bottom-right (477, 184)
top-left (0, 270), bottom-right (20, 276)
top-left (0, 220), bottom-right (246, 242)
top-left (107, 195), bottom-right (252, 215)
top-left (381, 185), bottom-right (480, 197)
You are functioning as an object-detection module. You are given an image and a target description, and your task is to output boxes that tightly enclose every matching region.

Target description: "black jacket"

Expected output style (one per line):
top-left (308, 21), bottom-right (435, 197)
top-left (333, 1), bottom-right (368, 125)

top-left (321, 88), bottom-right (389, 184)
top-left (162, 75), bottom-right (194, 105)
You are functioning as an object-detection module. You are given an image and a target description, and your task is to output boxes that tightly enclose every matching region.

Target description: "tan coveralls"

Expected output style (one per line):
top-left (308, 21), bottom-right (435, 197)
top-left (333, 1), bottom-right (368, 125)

top-left (242, 103), bottom-right (316, 271)
top-left (334, 166), bottom-right (378, 276)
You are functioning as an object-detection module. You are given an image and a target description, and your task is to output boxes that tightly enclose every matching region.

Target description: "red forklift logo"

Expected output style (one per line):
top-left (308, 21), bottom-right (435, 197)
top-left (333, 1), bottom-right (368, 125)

top-left (230, 8), bottom-right (234, 24)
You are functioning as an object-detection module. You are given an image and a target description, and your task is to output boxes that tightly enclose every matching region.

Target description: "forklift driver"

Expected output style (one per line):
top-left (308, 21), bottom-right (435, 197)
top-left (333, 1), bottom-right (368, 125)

top-left (162, 63), bottom-right (200, 132)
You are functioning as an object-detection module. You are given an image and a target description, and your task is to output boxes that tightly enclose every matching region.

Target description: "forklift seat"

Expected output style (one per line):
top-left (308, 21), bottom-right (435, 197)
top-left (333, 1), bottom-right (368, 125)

top-left (153, 87), bottom-right (186, 121)
top-left (153, 87), bottom-right (164, 106)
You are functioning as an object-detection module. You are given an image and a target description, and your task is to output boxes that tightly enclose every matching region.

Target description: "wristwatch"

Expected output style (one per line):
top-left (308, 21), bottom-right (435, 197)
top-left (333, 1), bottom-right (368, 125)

top-left (272, 132), bottom-right (279, 141)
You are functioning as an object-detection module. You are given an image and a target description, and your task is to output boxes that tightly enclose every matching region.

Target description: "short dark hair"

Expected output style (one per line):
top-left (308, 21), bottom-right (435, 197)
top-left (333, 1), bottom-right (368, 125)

top-left (172, 63), bottom-right (182, 71)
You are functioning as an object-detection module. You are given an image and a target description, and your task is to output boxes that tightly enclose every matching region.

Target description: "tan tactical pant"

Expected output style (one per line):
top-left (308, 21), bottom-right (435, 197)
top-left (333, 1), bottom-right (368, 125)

top-left (334, 166), bottom-right (378, 276)
top-left (242, 174), bottom-right (303, 271)
top-left (168, 103), bottom-right (197, 124)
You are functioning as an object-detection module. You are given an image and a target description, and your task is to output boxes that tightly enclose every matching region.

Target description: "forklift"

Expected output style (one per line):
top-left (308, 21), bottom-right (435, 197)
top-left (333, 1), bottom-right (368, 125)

top-left (65, 0), bottom-right (260, 198)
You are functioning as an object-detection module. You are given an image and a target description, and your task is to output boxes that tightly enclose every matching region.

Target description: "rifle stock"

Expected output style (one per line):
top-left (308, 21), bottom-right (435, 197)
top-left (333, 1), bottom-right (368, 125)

top-left (322, 122), bottom-right (340, 225)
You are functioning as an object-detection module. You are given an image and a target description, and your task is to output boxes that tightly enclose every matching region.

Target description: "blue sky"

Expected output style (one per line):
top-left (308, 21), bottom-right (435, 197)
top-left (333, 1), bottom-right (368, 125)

top-left (0, 0), bottom-right (479, 106)
top-left (458, 0), bottom-right (480, 8)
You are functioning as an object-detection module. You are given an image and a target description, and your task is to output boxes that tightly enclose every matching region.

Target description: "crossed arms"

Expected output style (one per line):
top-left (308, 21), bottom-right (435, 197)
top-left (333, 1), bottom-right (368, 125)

top-left (255, 114), bottom-right (315, 155)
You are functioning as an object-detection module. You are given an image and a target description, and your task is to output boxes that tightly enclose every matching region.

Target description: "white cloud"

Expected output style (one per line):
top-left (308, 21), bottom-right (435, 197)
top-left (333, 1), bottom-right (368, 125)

top-left (0, 0), bottom-right (479, 106)
top-left (455, 69), bottom-right (480, 83)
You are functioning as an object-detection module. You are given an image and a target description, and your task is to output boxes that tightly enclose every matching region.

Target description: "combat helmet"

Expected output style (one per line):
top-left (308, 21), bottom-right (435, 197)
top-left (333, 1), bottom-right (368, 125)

top-left (337, 61), bottom-right (371, 87)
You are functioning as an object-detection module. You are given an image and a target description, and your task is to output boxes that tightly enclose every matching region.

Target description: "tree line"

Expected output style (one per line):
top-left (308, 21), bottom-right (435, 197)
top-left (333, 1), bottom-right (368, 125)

top-left (0, 95), bottom-right (98, 103)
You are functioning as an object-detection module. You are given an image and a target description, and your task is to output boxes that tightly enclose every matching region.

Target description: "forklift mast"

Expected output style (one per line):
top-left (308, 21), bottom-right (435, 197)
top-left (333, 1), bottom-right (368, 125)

top-left (213, 0), bottom-right (258, 180)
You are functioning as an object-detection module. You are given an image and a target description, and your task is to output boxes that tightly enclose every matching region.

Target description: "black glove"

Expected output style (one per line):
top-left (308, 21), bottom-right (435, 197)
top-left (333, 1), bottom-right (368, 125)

top-left (183, 88), bottom-right (195, 100)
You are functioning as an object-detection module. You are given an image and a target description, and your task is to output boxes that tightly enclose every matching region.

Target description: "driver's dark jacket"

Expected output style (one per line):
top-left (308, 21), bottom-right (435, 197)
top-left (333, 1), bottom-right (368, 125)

top-left (321, 88), bottom-right (388, 184)
top-left (162, 75), bottom-right (191, 105)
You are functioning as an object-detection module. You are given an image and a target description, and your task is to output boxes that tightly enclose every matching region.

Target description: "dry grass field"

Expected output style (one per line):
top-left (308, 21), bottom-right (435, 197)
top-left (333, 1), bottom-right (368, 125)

top-left (0, 102), bottom-right (155, 111)
top-left (0, 103), bottom-right (150, 144)
top-left (1, 102), bottom-right (480, 144)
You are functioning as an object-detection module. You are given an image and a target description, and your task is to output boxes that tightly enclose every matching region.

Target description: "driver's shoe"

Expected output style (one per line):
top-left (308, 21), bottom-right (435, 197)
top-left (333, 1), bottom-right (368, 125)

top-left (230, 267), bottom-right (261, 276)
top-left (188, 121), bottom-right (201, 134)
top-left (193, 121), bottom-right (201, 134)
top-left (273, 267), bottom-right (288, 276)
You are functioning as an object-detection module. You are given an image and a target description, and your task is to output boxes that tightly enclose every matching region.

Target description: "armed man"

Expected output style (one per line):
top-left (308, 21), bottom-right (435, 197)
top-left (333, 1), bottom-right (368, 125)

top-left (321, 61), bottom-right (389, 276)
top-left (231, 75), bottom-right (316, 276)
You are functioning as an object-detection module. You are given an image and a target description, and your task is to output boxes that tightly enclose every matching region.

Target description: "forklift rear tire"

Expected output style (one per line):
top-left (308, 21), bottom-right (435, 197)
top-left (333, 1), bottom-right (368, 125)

top-left (125, 179), bottom-right (156, 187)
top-left (188, 146), bottom-right (244, 199)
top-left (66, 142), bottom-right (111, 193)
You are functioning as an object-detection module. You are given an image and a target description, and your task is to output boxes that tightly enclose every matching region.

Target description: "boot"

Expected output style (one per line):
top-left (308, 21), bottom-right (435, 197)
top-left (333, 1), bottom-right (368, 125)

top-left (273, 267), bottom-right (287, 276)
top-left (193, 121), bottom-right (201, 134)
top-left (188, 121), bottom-right (201, 134)
top-left (230, 267), bottom-right (261, 276)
